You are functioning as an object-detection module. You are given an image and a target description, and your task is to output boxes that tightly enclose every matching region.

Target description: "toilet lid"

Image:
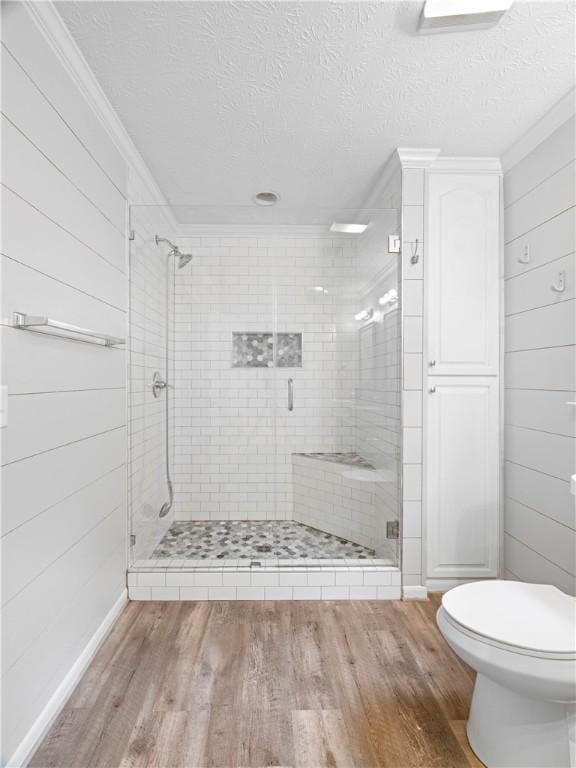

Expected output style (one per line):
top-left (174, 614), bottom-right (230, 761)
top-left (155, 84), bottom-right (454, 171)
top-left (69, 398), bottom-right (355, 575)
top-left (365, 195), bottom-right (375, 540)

top-left (442, 580), bottom-right (576, 655)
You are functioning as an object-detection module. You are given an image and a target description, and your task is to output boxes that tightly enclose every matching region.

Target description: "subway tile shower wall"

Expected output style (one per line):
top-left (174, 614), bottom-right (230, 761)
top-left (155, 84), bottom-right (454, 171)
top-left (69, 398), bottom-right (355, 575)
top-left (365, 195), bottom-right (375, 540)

top-left (172, 237), bottom-right (360, 521)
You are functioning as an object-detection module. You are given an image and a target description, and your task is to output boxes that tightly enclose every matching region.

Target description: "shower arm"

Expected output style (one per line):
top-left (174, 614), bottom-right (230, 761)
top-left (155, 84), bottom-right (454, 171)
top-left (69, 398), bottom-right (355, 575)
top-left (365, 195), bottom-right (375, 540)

top-left (155, 234), bottom-right (177, 251)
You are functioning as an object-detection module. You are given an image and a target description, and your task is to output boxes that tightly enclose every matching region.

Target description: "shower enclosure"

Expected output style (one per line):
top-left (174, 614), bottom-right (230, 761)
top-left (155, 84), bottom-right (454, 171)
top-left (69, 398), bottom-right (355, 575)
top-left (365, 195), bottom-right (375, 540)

top-left (128, 203), bottom-right (403, 571)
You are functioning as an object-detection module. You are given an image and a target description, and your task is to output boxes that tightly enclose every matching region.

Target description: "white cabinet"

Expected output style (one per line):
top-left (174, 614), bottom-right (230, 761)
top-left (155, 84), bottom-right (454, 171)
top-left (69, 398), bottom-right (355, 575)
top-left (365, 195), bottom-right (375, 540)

top-left (425, 377), bottom-right (499, 578)
top-left (424, 168), bottom-right (501, 583)
top-left (426, 173), bottom-right (500, 376)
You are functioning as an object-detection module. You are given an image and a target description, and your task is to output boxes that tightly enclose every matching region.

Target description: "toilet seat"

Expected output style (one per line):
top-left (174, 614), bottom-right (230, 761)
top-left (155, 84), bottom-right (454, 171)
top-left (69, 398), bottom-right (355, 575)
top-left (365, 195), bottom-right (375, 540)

top-left (441, 580), bottom-right (576, 660)
top-left (440, 608), bottom-right (575, 661)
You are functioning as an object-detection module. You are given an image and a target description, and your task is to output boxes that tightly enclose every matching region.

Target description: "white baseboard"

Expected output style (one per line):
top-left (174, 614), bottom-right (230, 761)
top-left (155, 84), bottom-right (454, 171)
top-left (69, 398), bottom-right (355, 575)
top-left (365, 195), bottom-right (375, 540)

top-left (402, 585), bottom-right (428, 600)
top-left (7, 589), bottom-right (127, 768)
top-left (426, 577), bottom-right (494, 592)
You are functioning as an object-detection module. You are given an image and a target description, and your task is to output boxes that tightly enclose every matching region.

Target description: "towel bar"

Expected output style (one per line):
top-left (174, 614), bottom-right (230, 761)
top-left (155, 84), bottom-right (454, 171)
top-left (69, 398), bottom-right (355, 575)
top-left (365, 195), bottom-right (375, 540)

top-left (12, 312), bottom-right (125, 347)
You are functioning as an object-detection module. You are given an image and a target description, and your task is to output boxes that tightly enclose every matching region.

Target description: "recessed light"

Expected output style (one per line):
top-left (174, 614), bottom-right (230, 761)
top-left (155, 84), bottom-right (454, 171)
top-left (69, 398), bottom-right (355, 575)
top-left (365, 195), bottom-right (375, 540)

top-left (330, 222), bottom-right (369, 234)
top-left (419, 0), bottom-right (513, 34)
top-left (254, 191), bottom-right (279, 206)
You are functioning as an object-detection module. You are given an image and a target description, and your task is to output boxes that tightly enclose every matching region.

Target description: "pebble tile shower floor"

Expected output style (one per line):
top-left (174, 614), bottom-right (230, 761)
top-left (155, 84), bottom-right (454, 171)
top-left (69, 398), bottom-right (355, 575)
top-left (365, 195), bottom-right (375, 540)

top-left (151, 520), bottom-right (375, 560)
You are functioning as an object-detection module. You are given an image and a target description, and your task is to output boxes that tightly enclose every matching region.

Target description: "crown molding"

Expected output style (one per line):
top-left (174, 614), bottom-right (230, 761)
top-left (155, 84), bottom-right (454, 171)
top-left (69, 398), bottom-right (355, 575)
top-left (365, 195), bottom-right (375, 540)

top-left (358, 150), bottom-right (402, 210)
top-left (430, 156), bottom-right (502, 173)
top-left (501, 88), bottom-right (576, 173)
top-left (359, 256), bottom-right (399, 297)
top-left (23, 1), bottom-right (175, 227)
top-left (395, 149), bottom-right (501, 174)
top-left (396, 148), bottom-right (442, 168)
top-left (359, 147), bottom-right (440, 211)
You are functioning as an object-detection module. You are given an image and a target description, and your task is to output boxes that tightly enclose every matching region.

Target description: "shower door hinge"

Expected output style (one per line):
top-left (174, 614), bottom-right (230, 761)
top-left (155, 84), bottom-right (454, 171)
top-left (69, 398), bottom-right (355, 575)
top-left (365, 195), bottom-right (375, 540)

top-left (388, 235), bottom-right (401, 253)
top-left (386, 520), bottom-right (400, 540)
top-left (129, 229), bottom-right (135, 241)
top-left (130, 534), bottom-right (136, 547)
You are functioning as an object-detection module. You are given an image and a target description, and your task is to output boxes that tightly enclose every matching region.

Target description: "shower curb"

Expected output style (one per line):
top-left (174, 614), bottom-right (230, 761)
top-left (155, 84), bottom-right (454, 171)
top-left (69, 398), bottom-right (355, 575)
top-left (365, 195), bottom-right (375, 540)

top-left (127, 563), bottom-right (401, 601)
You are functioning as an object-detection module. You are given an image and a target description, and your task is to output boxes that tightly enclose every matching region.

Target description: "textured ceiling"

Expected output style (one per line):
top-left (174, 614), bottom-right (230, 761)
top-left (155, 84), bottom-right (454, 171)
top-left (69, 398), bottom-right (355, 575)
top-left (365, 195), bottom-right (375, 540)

top-left (57, 1), bottom-right (575, 213)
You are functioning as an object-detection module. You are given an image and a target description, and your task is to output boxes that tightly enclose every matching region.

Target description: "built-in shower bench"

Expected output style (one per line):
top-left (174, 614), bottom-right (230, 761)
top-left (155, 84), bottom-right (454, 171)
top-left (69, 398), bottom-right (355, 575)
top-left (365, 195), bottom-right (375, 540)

top-left (291, 452), bottom-right (396, 559)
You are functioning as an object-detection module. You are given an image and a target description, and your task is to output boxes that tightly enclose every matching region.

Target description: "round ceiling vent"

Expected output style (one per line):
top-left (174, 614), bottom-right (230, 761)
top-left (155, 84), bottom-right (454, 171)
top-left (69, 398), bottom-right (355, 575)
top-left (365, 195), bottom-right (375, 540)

top-left (253, 191), bottom-right (279, 206)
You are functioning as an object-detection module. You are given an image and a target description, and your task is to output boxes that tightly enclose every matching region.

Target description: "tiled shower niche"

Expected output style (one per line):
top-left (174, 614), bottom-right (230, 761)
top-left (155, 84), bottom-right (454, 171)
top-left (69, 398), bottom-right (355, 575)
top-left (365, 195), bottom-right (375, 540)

top-left (232, 332), bottom-right (302, 368)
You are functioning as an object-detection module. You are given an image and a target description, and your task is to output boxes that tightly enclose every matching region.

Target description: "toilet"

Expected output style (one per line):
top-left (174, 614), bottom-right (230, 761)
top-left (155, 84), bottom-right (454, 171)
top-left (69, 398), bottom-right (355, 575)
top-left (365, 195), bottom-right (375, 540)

top-left (436, 580), bottom-right (576, 768)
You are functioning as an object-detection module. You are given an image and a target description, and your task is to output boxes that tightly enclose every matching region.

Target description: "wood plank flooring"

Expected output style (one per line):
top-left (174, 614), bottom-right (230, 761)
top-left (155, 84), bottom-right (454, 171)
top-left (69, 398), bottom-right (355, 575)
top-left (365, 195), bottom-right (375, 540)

top-left (30, 597), bottom-right (483, 768)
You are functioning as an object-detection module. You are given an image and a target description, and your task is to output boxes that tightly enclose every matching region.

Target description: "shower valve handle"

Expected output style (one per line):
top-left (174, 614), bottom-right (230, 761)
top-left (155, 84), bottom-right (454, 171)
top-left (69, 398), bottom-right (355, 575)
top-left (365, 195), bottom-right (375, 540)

top-left (152, 371), bottom-right (167, 398)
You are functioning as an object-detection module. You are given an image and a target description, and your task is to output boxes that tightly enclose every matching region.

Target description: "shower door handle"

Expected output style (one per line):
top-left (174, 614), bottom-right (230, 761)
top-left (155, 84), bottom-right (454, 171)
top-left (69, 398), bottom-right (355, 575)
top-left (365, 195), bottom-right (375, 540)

top-left (288, 378), bottom-right (294, 411)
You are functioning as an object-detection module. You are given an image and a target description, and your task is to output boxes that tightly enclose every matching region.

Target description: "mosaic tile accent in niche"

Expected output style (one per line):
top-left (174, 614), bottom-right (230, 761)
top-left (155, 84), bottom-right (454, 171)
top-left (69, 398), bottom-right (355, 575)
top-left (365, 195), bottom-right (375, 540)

top-left (232, 332), bottom-right (274, 368)
top-left (232, 332), bottom-right (302, 368)
top-left (275, 333), bottom-right (302, 367)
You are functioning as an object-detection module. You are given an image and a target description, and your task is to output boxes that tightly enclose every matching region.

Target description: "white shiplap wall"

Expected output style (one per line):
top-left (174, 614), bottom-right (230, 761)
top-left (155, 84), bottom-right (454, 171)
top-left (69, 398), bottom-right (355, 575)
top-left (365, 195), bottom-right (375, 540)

top-left (1, 4), bottom-right (128, 762)
top-left (503, 111), bottom-right (576, 595)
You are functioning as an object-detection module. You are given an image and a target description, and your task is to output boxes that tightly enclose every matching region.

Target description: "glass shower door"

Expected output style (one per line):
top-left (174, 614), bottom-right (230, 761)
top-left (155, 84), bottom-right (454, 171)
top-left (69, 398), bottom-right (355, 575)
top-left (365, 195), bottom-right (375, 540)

top-left (128, 205), bottom-right (173, 562)
top-left (127, 204), bottom-right (401, 568)
top-left (271, 209), bottom-right (402, 565)
top-left (128, 205), bottom-right (282, 563)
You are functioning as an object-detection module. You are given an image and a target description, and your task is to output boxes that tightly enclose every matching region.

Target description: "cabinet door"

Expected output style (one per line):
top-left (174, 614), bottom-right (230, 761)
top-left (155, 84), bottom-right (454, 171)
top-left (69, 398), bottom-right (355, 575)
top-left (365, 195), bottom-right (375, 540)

top-left (425, 377), bottom-right (499, 578)
top-left (426, 173), bottom-right (500, 376)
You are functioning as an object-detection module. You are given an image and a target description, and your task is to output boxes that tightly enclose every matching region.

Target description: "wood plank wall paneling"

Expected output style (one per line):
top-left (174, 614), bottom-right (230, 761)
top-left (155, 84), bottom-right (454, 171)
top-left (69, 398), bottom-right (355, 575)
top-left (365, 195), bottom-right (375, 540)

top-left (503, 115), bottom-right (576, 595)
top-left (3, 186), bottom-right (126, 309)
top-left (0, 3), bottom-right (128, 762)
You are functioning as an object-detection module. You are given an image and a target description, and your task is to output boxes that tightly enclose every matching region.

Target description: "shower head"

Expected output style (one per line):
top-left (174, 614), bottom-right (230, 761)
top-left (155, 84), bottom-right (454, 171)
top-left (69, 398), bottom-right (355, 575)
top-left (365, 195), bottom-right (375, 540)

top-left (154, 235), bottom-right (193, 268)
top-left (177, 251), bottom-right (193, 269)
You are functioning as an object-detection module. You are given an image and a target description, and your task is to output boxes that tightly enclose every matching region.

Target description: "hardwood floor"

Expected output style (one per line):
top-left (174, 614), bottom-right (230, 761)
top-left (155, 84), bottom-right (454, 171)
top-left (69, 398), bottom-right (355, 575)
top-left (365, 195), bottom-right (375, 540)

top-left (30, 597), bottom-right (484, 768)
